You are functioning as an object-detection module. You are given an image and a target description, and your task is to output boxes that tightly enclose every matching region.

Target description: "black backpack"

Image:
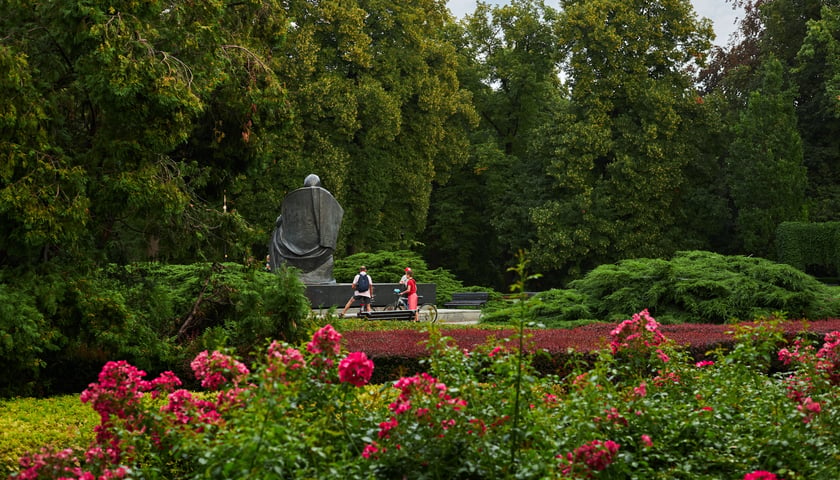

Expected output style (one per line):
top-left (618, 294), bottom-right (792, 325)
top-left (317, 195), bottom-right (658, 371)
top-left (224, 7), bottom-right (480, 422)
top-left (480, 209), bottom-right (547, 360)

top-left (356, 273), bottom-right (370, 292)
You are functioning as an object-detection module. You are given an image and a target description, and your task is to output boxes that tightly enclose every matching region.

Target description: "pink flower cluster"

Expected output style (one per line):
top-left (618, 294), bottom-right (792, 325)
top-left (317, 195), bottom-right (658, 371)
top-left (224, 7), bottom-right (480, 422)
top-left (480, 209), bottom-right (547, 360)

top-left (307, 324), bottom-right (344, 374)
top-left (307, 324), bottom-right (342, 356)
top-left (16, 358), bottom-right (228, 479)
top-left (609, 309), bottom-right (668, 355)
top-left (559, 439), bottom-right (620, 477)
top-left (776, 331), bottom-right (840, 423)
top-left (79, 361), bottom-right (173, 449)
top-left (190, 350), bottom-right (250, 390)
top-left (633, 381), bottom-right (647, 397)
top-left (651, 369), bottom-right (681, 387)
top-left (778, 331), bottom-right (840, 384)
top-left (265, 341), bottom-right (307, 384)
top-left (744, 471), bottom-right (783, 480)
top-left (778, 338), bottom-right (815, 367)
top-left (160, 389), bottom-right (223, 426)
top-left (796, 396), bottom-right (822, 424)
top-left (267, 341), bottom-right (306, 369)
top-left (362, 373), bottom-right (468, 459)
top-left (389, 373), bottom-right (466, 416)
top-left (265, 325), bottom-right (373, 388)
top-left (15, 447), bottom-right (127, 480)
top-left (818, 331), bottom-right (840, 384)
top-left (80, 361), bottom-right (158, 421)
top-left (14, 324), bottom-right (376, 479)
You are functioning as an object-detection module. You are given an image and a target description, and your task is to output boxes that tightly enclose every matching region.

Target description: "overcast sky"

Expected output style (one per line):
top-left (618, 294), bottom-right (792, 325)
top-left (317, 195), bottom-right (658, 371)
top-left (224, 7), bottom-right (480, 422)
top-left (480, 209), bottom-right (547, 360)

top-left (445, 0), bottom-right (743, 47)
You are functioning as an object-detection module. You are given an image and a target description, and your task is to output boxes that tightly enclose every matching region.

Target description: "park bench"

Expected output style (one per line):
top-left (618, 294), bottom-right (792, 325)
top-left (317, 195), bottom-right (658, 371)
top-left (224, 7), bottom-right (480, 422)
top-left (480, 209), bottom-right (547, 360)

top-left (358, 310), bottom-right (417, 321)
top-left (443, 292), bottom-right (489, 308)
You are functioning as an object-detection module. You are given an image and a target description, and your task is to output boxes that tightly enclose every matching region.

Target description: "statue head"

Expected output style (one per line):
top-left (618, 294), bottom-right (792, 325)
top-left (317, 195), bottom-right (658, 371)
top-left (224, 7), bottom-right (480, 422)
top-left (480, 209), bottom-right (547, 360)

top-left (304, 174), bottom-right (322, 188)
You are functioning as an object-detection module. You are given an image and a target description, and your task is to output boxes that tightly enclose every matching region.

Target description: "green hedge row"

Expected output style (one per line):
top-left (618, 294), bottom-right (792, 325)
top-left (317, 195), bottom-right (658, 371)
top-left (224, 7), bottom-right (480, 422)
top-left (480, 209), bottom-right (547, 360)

top-left (776, 221), bottom-right (840, 276)
top-left (0, 395), bottom-right (97, 477)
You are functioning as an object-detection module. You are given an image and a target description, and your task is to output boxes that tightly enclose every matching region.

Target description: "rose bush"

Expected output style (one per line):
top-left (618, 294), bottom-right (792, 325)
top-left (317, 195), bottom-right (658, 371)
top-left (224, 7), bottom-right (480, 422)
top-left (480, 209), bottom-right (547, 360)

top-left (10, 316), bottom-right (840, 479)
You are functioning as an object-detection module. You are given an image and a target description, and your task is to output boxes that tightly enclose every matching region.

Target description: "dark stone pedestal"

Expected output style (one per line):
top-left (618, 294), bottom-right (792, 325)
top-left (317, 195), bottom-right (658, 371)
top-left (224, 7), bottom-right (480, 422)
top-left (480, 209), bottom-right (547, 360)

top-left (305, 283), bottom-right (436, 309)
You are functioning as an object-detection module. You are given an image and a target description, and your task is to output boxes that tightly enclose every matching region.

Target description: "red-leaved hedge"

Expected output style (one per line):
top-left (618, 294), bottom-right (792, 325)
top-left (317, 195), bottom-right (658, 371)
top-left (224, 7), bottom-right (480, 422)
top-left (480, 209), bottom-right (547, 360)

top-left (342, 319), bottom-right (840, 383)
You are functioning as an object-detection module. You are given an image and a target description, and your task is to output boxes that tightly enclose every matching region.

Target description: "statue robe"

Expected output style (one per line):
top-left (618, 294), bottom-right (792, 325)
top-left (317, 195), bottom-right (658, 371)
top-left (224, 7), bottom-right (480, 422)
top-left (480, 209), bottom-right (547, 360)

top-left (269, 185), bottom-right (343, 284)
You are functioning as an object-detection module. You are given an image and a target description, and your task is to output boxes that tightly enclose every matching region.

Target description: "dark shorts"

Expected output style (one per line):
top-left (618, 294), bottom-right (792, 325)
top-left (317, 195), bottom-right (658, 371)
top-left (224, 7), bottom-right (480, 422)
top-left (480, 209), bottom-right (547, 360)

top-left (354, 295), bottom-right (371, 306)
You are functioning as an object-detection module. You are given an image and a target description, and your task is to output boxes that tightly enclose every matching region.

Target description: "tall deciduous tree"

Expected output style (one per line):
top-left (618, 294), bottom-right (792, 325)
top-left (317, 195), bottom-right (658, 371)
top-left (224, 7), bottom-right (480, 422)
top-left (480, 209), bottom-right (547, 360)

top-left (423, 0), bottom-right (562, 288)
top-left (0, 0), bottom-right (291, 266)
top-left (531, 0), bottom-right (714, 278)
top-left (1, 0), bottom-right (475, 268)
top-left (274, 0), bottom-right (476, 256)
top-left (727, 57), bottom-right (806, 257)
top-left (793, 3), bottom-right (840, 221)
top-left (703, 0), bottom-right (840, 225)
top-left (0, 43), bottom-right (90, 264)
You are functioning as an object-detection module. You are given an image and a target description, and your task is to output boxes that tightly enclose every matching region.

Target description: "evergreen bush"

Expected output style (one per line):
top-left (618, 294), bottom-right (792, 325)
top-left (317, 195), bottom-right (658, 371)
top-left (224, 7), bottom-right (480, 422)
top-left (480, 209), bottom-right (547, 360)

top-left (572, 251), bottom-right (840, 324)
top-left (776, 221), bottom-right (840, 277)
top-left (0, 262), bottom-right (311, 397)
top-left (481, 289), bottom-right (597, 326)
top-left (0, 282), bottom-right (59, 397)
top-left (484, 251), bottom-right (840, 326)
top-left (334, 250), bottom-right (466, 303)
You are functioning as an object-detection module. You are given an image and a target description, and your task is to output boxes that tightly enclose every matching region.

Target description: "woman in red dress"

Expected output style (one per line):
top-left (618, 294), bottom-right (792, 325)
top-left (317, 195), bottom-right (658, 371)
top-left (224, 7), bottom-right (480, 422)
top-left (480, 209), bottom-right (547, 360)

top-left (401, 270), bottom-right (419, 321)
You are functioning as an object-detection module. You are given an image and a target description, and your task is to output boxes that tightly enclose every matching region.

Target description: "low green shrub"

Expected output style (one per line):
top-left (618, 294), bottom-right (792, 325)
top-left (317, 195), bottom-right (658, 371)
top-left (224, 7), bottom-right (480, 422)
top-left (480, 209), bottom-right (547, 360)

top-left (574, 250), bottom-right (840, 323)
top-left (334, 251), bottom-right (467, 304)
top-left (486, 251), bottom-right (840, 326)
top-left (0, 262), bottom-right (311, 397)
top-left (482, 289), bottom-right (598, 327)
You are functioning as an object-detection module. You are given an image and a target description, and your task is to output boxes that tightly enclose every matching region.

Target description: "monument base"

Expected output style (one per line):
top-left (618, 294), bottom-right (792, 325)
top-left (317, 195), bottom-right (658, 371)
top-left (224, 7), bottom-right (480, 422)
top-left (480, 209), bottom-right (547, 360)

top-left (305, 283), bottom-right (436, 310)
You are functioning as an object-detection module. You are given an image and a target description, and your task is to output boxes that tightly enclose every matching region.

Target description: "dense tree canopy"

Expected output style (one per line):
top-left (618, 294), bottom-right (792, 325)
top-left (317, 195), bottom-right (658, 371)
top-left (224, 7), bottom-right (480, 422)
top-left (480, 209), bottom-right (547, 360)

top-left (422, 0), bottom-right (562, 287)
top-left (2, 0), bottom-right (839, 289)
top-left (1, 0), bottom-right (292, 267)
top-left (530, 0), bottom-right (714, 278)
top-left (270, 0), bottom-right (476, 255)
top-left (0, 0), bottom-right (476, 268)
top-left (727, 57), bottom-right (806, 257)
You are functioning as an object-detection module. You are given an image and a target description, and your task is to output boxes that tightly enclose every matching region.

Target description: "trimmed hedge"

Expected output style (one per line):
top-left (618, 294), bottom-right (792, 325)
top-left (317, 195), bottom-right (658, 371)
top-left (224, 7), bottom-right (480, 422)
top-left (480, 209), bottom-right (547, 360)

top-left (776, 221), bottom-right (840, 276)
top-left (0, 395), bottom-right (97, 477)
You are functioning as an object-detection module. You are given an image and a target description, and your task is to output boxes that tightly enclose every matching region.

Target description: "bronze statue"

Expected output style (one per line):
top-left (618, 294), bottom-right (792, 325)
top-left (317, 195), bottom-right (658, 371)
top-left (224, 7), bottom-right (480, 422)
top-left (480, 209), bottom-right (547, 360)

top-left (269, 174), bottom-right (343, 284)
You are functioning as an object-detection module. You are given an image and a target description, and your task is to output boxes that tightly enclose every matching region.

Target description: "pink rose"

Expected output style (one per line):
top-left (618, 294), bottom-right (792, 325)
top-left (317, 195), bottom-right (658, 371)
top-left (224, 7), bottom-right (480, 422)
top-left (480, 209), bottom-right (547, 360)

top-left (338, 351), bottom-right (374, 387)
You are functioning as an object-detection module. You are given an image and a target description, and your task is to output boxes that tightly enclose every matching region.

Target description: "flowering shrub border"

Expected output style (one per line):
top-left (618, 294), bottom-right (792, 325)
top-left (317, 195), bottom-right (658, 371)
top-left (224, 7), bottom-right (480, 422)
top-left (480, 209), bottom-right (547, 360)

top-left (10, 315), bottom-right (840, 479)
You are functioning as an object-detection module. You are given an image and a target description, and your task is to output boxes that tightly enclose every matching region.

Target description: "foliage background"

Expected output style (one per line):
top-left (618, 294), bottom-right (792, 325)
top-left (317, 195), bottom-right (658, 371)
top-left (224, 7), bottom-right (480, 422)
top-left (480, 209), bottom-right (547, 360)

top-left (0, 263), bottom-right (311, 397)
top-left (482, 251), bottom-right (840, 326)
top-left (2, 0), bottom-right (840, 289)
top-left (5, 0), bottom-right (840, 399)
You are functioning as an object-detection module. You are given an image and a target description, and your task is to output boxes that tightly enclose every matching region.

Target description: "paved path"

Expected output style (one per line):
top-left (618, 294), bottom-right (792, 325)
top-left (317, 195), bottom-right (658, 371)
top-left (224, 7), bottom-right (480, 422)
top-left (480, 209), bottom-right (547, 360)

top-left (312, 308), bottom-right (481, 324)
top-left (436, 308), bottom-right (480, 324)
